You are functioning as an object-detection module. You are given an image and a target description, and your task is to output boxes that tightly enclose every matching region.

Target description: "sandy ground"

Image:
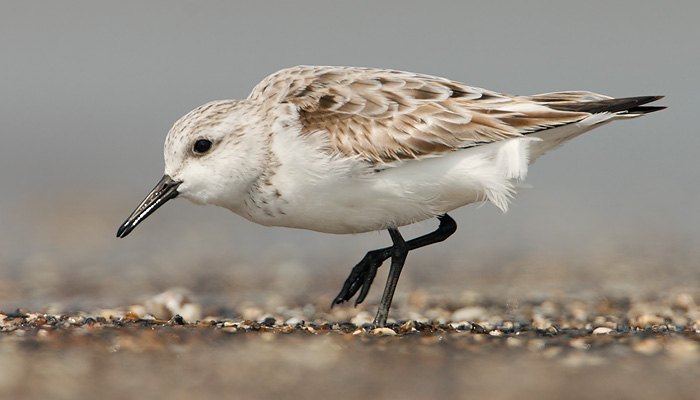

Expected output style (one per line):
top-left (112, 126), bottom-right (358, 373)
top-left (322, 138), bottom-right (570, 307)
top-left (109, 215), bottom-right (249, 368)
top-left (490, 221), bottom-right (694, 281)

top-left (2, 235), bottom-right (700, 400)
top-left (2, 317), bottom-right (699, 400)
top-left (2, 197), bottom-right (699, 400)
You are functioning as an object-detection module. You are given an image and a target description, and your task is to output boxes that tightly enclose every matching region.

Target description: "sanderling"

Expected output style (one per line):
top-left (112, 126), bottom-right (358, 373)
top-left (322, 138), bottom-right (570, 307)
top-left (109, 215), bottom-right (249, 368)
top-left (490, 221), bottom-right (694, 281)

top-left (117, 65), bottom-right (664, 327)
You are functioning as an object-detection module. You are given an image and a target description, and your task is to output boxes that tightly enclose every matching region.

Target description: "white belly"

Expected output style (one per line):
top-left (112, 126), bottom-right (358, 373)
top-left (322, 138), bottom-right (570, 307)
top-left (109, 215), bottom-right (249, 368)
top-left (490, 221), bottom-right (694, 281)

top-left (237, 135), bottom-right (539, 234)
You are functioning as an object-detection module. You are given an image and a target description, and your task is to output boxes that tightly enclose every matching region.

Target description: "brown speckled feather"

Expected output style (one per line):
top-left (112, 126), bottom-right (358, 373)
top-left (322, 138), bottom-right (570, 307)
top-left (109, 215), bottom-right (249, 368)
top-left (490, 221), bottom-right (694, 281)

top-left (247, 66), bottom-right (628, 163)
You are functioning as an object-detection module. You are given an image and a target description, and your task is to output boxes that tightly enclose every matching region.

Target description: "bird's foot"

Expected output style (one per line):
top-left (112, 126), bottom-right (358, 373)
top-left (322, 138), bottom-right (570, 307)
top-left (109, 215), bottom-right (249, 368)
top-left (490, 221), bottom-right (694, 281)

top-left (331, 247), bottom-right (392, 307)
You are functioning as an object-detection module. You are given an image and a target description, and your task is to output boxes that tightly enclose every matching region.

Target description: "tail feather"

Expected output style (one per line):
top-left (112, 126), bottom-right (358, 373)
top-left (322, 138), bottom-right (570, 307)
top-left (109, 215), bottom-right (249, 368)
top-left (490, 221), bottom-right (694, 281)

top-left (524, 95), bottom-right (664, 162)
top-left (548, 95), bottom-right (665, 115)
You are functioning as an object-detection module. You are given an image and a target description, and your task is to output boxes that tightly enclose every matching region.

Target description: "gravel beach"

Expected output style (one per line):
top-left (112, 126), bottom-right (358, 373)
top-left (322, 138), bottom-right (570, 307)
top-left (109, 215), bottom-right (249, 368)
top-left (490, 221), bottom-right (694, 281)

top-left (2, 241), bottom-right (699, 400)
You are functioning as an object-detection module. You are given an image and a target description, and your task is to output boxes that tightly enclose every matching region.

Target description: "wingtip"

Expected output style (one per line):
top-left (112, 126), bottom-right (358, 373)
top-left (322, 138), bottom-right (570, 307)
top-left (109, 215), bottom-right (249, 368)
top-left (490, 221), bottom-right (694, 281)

top-left (628, 96), bottom-right (666, 114)
top-left (631, 105), bottom-right (666, 114)
top-left (638, 95), bottom-right (664, 102)
top-left (549, 95), bottom-right (666, 114)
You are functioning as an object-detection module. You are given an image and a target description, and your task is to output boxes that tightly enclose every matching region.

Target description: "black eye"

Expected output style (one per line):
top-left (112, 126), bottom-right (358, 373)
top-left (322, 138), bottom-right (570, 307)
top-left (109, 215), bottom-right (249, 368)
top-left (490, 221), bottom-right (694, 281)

top-left (193, 139), bottom-right (212, 154)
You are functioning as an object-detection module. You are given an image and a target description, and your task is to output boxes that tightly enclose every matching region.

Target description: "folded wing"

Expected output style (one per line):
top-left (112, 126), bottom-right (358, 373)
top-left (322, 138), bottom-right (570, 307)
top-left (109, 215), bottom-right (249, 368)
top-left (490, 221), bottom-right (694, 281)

top-left (249, 66), bottom-right (664, 164)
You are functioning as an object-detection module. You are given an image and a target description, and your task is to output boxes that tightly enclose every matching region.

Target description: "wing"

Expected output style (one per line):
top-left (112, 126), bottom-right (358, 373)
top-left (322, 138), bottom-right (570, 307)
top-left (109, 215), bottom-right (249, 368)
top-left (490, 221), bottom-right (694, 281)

top-left (247, 66), bottom-right (605, 163)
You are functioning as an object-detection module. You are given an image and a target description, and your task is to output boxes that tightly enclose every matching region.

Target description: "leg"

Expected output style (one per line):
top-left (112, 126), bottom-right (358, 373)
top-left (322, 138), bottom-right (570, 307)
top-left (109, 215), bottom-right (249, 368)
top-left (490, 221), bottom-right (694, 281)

top-left (372, 228), bottom-right (408, 327)
top-left (331, 214), bottom-right (457, 307)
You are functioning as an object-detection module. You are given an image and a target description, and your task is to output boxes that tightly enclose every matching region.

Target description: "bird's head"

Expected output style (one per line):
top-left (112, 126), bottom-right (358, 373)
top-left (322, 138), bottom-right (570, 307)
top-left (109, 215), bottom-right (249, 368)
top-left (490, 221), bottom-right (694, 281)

top-left (117, 100), bottom-right (263, 238)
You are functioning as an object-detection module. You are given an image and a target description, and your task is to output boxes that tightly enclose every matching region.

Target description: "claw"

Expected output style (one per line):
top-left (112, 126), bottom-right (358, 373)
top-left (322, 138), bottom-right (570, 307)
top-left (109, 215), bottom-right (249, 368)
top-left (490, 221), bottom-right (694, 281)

top-left (331, 247), bottom-right (392, 308)
top-left (354, 260), bottom-right (379, 306)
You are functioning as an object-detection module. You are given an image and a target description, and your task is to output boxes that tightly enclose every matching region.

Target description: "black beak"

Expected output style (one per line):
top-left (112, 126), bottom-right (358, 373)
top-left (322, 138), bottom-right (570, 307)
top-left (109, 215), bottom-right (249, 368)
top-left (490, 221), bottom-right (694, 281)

top-left (117, 175), bottom-right (181, 238)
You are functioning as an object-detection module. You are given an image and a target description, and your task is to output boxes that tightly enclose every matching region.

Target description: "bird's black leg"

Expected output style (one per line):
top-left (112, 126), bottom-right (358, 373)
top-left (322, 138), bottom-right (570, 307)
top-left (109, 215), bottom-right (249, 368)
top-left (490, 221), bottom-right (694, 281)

top-left (372, 228), bottom-right (408, 327)
top-left (331, 214), bottom-right (457, 313)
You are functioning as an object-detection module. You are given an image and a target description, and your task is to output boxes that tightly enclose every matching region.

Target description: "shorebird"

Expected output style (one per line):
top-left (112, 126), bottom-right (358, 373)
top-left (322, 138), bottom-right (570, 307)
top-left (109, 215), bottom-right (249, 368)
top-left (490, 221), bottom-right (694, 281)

top-left (117, 66), bottom-right (664, 327)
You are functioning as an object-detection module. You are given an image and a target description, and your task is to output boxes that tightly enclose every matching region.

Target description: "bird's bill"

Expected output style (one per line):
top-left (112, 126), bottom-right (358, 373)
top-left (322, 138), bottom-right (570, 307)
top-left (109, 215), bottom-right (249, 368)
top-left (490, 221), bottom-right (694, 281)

top-left (116, 175), bottom-right (181, 238)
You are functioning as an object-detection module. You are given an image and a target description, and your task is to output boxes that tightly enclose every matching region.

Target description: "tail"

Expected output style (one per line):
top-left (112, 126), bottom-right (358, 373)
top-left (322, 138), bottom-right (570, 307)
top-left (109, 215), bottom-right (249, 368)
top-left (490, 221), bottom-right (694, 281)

top-left (525, 95), bottom-right (665, 161)
top-left (547, 95), bottom-right (666, 116)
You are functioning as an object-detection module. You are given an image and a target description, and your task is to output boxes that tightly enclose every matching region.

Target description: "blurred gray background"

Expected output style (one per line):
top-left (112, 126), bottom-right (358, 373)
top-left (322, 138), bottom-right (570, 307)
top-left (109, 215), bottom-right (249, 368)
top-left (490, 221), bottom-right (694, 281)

top-left (1, 1), bottom-right (697, 311)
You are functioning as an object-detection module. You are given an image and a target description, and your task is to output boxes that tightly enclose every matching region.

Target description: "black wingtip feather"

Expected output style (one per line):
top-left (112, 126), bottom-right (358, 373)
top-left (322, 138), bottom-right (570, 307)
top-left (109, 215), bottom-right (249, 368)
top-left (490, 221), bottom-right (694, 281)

top-left (549, 95), bottom-right (665, 114)
top-left (627, 105), bottom-right (667, 114)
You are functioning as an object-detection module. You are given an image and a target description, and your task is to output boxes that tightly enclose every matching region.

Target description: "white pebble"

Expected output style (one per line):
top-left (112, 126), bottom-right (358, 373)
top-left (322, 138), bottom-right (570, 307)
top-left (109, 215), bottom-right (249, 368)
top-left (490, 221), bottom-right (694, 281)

top-left (370, 327), bottom-right (397, 336)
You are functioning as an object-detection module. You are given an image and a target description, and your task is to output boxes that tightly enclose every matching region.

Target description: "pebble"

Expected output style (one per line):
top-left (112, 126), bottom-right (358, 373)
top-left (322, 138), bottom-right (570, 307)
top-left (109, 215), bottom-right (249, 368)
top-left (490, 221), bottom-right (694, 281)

top-left (449, 321), bottom-right (470, 330)
top-left (544, 326), bottom-right (559, 335)
top-left (532, 315), bottom-right (553, 330)
top-left (350, 311), bottom-right (373, 326)
top-left (370, 327), bottom-right (397, 336)
top-left (691, 320), bottom-right (700, 332)
top-left (284, 317), bottom-right (303, 326)
top-left (500, 321), bottom-right (515, 332)
top-left (592, 327), bottom-right (615, 335)
top-left (634, 314), bottom-right (665, 327)
top-left (144, 288), bottom-right (202, 322)
top-left (399, 320), bottom-right (418, 333)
